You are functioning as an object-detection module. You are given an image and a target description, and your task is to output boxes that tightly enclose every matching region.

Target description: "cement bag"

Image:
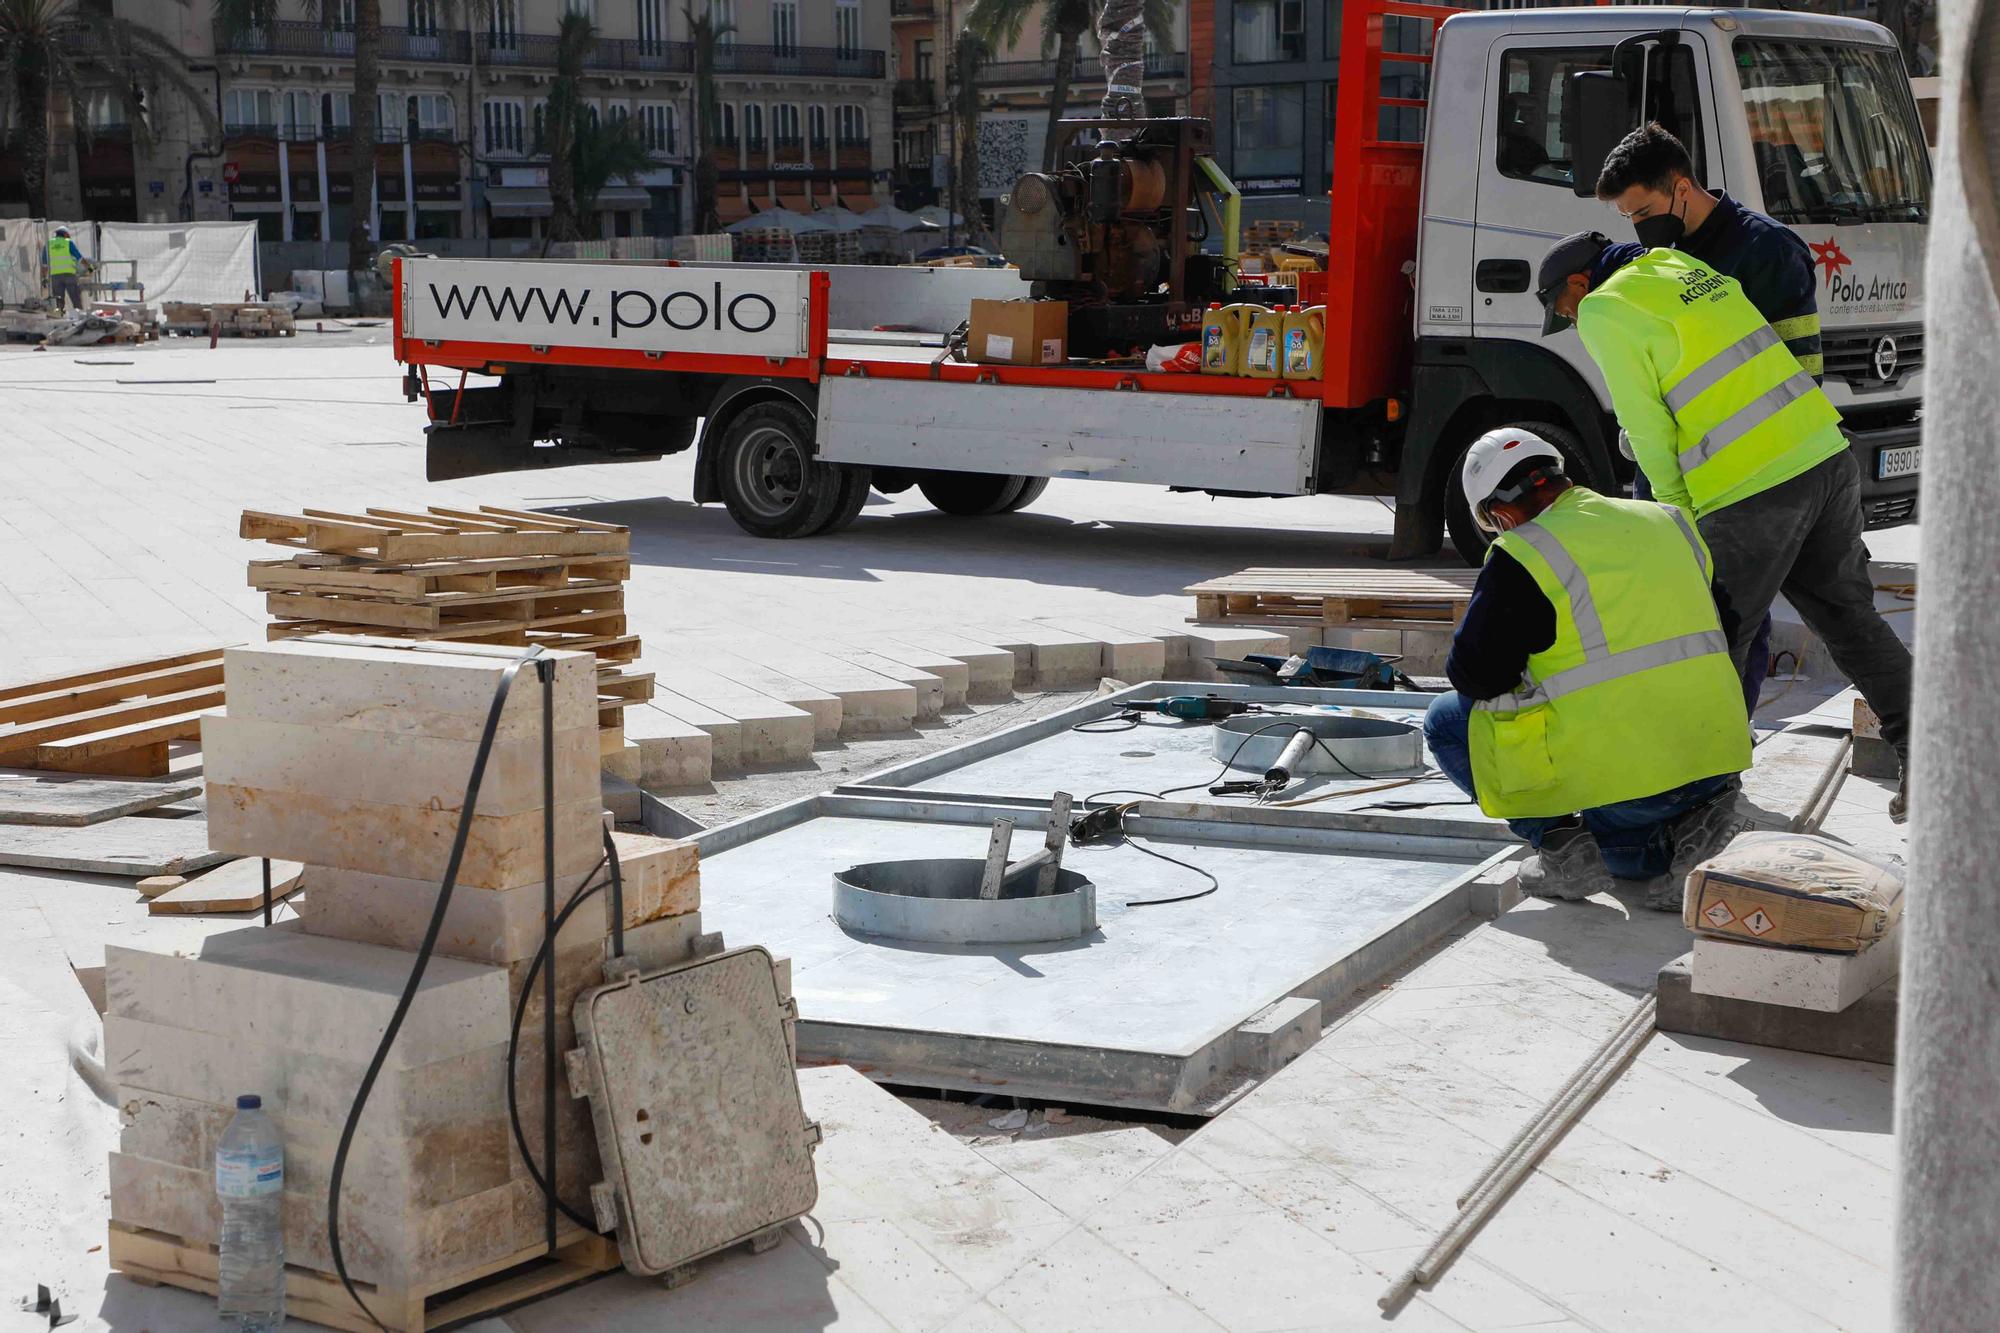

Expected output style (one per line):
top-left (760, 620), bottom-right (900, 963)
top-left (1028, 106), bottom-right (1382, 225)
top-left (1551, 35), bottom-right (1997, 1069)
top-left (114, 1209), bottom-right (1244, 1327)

top-left (1683, 832), bottom-right (1903, 953)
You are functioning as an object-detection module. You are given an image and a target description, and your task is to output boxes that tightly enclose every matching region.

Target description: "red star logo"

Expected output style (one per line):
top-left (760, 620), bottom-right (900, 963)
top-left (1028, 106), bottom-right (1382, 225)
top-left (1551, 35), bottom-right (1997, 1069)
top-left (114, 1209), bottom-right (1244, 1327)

top-left (1809, 237), bottom-right (1852, 288)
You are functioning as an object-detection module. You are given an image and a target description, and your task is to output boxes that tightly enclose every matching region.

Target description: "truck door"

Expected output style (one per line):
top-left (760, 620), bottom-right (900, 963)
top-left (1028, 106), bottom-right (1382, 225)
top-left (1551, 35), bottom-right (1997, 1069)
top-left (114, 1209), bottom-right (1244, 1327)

top-left (1471, 31), bottom-right (1721, 349)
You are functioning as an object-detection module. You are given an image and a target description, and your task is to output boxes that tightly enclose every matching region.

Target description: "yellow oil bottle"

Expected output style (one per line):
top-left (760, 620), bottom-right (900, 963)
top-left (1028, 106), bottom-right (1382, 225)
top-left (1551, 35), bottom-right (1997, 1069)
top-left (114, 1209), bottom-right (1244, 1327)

top-left (1282, 304), bottom-right (1325, 380)
top-left (1243, 304), bottom-right (1285, 379)
top-left (1199, 303), bottom-right (1239, 375)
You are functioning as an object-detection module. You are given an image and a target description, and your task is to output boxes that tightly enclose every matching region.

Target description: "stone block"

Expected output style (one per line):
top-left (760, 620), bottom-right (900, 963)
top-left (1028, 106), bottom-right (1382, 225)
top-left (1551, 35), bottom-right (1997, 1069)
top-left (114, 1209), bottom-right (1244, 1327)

top-left (654, 660), bottom-right (838, 746)
top-left (833, 639), bottom-right (970, 711)
top-left (888, 630), bottom-right (1017, 703)
top-left (1232, 996), bottom-right (1321, 1075)
top-left (222, 638), bottom-right (599, 743)
top-left (601, 740), bottom-right (642, 783)
top-left (205, 783), bottom-right (604, 890)
top-left (1692, 925), bottom-right (1902, 1013)
top-left (203, 714), bottom-right (601, 816)
top-left (832, 648), bottom-right (947, 721)
top-left (1035, 619), bottom-right (1170, 683)
top-left (619, 704), bottom-right (713, 788)
top-left (1657, 954), bottom-right (1896, 1064)
top-left (106, 930), bottom-right (505, 1065)
top-left (600, 772), bottom-right (642, 823)
top-left (958, 622), bottom-right (1103, 690)
top-left (645, 692), bottom-right (743, 773)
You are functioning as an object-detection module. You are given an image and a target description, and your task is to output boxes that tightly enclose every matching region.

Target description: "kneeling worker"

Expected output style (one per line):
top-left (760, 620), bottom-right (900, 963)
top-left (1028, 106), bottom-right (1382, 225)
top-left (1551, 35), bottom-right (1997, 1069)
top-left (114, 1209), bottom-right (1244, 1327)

top-left (1424, 430), bottom-right (1750, 907)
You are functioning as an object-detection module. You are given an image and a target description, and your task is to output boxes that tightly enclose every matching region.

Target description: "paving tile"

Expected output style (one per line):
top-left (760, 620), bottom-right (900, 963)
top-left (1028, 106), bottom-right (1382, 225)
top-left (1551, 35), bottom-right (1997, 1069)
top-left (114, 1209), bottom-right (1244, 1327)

top-left (977, 1125), bottom-right (1177, 1218)
top-left (1352, 1248), bottom-right (1577, 1330)
top-left (1082, 1145), bottom-right (1274, 1229)
top-left (986, 1227), bottom-right (1221, 1333)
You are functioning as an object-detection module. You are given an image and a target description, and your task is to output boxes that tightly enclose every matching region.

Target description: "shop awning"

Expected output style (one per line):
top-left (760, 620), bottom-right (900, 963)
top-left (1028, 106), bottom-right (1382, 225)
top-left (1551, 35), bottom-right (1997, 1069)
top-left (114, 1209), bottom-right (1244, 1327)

top-left (486, 186), bottom-right (551, 218)
top-left (840, 192), bottom-right (877, 214)
top-left (715, 195), bottom-right (754, 224)
top-left (594, 185), bottom-right (652, 210)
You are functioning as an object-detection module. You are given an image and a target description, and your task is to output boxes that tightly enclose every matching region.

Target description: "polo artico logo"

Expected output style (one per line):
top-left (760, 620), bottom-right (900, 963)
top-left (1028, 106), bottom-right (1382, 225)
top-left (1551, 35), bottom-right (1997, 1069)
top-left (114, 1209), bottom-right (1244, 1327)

top-left (426, 279), bottom-right (779, 339)
top-left (1808, 236), bottom-right (1911, 312)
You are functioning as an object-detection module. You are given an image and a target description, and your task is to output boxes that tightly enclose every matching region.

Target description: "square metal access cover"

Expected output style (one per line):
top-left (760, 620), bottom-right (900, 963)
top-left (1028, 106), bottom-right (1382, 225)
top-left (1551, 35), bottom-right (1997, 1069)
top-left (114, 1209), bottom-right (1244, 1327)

top-left (570, 945), bottom-right (821, 1277)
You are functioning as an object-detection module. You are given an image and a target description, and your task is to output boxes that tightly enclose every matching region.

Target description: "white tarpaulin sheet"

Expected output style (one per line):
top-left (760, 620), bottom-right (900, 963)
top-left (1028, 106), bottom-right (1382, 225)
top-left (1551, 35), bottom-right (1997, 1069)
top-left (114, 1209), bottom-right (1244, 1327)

top-left (0, 220), bottom-right (97, 304)
top-left (98, 221), bottom-right (258, 305)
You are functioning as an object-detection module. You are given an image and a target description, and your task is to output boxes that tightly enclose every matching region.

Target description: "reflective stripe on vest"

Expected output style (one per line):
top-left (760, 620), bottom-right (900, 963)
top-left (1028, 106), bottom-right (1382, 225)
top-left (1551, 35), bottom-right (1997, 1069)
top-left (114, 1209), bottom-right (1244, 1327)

top-left (1661, 502), bottom-right (1709, 581)
top-left (47, 238), bottom-right (74, 277)
top-left (1662, 325), bottom-right (1781, 414)
top-left (1770, 314), bottom-right (1823, 379)
top-left (1505, 522), bottom-right (1608, 658)
top-left (1678, 370), bottom-right (1820, 472)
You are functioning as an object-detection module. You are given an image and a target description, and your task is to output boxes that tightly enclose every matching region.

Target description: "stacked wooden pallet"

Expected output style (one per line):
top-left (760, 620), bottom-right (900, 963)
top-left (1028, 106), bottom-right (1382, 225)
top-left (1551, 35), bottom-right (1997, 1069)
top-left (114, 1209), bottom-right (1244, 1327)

top-left (241, 505), bottom-right (651, 774)
top-left (0, 648), bottom-right (227, 777)
top-left (162, 301), bottom-right (297, 338)
top-left (1187, 567), bottom-right (1479, 631)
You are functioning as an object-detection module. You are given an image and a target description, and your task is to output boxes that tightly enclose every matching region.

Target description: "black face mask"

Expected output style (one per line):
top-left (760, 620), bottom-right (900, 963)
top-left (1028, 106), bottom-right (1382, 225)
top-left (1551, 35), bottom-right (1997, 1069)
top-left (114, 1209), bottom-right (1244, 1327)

top-left (1633, 185), bottom-right (1688, 250)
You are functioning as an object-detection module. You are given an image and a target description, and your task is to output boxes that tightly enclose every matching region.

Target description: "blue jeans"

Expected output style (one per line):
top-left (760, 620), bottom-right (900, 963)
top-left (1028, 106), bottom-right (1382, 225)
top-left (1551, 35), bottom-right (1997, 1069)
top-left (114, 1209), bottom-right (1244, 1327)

top-left (1423, 691), bottom-right (1734, 880)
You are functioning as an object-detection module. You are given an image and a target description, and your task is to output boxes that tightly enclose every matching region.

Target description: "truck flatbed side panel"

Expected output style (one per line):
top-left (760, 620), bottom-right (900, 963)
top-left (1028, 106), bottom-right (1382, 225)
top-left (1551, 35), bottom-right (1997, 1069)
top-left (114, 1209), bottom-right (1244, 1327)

top-left (815, 378), bottom-right (1321, 496)
top-left (399, 257), bottom-right (820, 366)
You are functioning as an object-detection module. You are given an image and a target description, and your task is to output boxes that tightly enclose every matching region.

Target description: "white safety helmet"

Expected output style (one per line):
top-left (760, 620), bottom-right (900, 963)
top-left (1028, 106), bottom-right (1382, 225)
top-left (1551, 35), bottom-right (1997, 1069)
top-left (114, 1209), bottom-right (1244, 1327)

top-left (1461, 429), bottom-right (1565, 533)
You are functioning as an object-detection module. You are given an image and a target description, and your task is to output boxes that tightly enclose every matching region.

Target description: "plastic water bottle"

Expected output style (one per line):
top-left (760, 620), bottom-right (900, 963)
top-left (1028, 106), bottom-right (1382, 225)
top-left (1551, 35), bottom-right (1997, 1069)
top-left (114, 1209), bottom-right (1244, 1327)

top-left (216, 1093), bottom-right (285, 1330)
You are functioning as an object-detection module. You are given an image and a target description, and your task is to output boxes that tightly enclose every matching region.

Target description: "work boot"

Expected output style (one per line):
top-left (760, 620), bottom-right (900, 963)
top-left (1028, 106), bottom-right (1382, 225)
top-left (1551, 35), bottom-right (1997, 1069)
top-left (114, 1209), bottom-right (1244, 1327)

top-left (1889, 769), bottom-right (1908, 825)
top-left (1640, 874), bottom-right (1688, 915)
top-left (1661, 788), bottom-right (1745, 888)
top-left (1516, 824), bottom-right (1610, 901)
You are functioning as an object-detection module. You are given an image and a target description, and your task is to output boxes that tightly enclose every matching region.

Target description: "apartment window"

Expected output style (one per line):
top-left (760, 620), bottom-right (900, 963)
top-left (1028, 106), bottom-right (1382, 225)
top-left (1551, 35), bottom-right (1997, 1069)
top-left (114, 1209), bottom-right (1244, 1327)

top-left (744, 102), bottom-right (764, 149)
top-left (411, 92), bottom-right (453, 138)
top-left (324, 0), bottom-right (355, 31)
top-left (1325, 0), bottom-right (1342, 60)
top-left (835, 103), bottom-right (867, 146)
top-left (408, 0), bottom-right (438, 36)
top-left (808, 103), bottom-right (827, 148)
top-left (532, 100), bottom-right (547, 148)
top-left (914, 37), bottom-right (934, 81)
top-left (708, 0), bottom-right (735, 45)
top-left (483, 97), bottom-right (525, 154)
top-left (636, 0), bottom-right (666, 53)
top-left (281, 90), bottom-right (317, 139)
top-left (223, 88), bottom-right (275, 133)
top-left (773, 103), bottom-right (800, 148)
top-left (772, 0), bottom-right (797, 55)
top-left (564, 0), bottom-right (595, 21)
top-left (487, 0), bottom-right (518, 50)
top-left (717, 101), bottom-right (736, 146)
top-left (1235, 0), bottom-right (1304, 63)
top-left (639, 102), bottom-right (677, 152)
top-left (1232, 85), bottom-right (1303, 180)
top-left (84, 90), bottom-right (127, 129)
top-left (607, 102), bottom-right (630, 125)
top-left (835, 0), bottom-right (860, 59)
top-left (324, 91), bottom-right (352, 131)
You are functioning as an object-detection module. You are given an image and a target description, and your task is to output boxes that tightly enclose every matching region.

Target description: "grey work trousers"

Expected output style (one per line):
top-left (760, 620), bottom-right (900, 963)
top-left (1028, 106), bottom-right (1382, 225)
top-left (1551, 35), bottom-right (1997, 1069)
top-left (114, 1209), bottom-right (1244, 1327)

top-left (1699, 451), bottom-right (1912, 751)
top-left (49, 273), bottom-right (82, 312)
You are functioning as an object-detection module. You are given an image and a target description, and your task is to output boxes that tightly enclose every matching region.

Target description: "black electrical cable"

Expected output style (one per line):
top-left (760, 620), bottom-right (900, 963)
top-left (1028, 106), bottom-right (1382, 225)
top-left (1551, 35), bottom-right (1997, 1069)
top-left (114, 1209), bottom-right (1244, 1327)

top-left (326, 646), bottom-right (545, 1331)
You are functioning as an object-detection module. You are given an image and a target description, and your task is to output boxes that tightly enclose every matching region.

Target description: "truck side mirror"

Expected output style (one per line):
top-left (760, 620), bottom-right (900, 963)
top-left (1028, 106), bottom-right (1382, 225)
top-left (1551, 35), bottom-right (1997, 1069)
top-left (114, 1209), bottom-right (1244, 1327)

top-left (1566, 71), bottom-right (1633, 198)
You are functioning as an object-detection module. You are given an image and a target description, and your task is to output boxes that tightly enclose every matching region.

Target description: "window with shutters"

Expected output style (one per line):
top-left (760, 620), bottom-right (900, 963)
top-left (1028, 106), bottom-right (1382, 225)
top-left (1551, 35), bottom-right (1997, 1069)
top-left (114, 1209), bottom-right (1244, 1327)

top-left (834, 0), bottom-right (859, 58)
top-left (835, 103), bottom-right (866, 147)
top-left (744, 102), bottom-right (764, 150)
top-left (636, 0), bottom-right (667, 54)
top-left (224, 88), bottom-right (275, 134)
top-left (483, 98), bottom-right (525, 154)
top-left (281, 90), bottom-right (317, 140)
top-left (487, 0), bottom-right (518, 51)
top-left (639, 102), bottom-right (677, 153)
top-left (808, 103), bottom-right (827, 149)
top-left (772, 0), bottom-right (797, 55)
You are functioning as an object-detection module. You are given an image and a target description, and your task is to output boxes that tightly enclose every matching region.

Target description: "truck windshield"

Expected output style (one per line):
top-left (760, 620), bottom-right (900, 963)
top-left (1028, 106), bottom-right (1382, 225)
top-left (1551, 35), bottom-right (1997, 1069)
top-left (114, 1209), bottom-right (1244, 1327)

top-left (1735, 39), bottom-right (1931, 225)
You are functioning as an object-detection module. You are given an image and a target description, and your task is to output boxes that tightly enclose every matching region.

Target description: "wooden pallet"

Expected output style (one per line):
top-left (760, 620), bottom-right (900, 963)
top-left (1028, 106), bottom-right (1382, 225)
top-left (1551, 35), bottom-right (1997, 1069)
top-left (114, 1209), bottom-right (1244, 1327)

top-left (241, 506), bottom-right (630, 564)
top-left (0, 648), bottom-right (230, 777)
top-left (109, 1221), bottom-right (618, 1332)
top-left (1187, 567), bottom-right (1479, 631)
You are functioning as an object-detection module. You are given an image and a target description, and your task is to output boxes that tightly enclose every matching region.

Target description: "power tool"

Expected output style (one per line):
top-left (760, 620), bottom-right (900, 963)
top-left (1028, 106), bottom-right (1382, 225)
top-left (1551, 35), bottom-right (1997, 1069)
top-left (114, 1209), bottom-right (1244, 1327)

top-left (1120, 695), bottom-right (1256, 723)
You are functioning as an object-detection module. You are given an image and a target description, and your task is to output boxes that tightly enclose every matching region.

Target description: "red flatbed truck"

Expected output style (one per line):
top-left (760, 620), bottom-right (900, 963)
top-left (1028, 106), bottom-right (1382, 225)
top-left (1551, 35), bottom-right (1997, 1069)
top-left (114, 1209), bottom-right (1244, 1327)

top-left (397, 2), bottom-right (1927, 561)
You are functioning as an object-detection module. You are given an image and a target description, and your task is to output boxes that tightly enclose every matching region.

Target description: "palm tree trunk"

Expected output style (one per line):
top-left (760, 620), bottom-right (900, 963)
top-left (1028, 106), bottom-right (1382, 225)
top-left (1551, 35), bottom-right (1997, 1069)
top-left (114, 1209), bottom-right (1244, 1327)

top-left (1040, 25), bottom-right (1080, 171)
top-left (349, 0), bottom-right (382, 273)
top-left (548, 119), bottom-right (579, 241)
top-left (20, 68), bottom-right (51, 219)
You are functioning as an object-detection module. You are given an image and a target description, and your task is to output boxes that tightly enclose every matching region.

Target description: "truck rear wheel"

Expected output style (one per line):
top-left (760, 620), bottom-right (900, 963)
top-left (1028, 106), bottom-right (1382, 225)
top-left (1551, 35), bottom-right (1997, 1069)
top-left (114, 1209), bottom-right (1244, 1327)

top-left (715, 400), bottom-right (845, 539)
top-left (816, 465), bottom-right (873, 535)
top-left (1000, 476), bottom-right (1049, 513)
top-left (1444, 420), bottom-right (1589, 567)
top-left (917, 472), bottom-right (1027, 516)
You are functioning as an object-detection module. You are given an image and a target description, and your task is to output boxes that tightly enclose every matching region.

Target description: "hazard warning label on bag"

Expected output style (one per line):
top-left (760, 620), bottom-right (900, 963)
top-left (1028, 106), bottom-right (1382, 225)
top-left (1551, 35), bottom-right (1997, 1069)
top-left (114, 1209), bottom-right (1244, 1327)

top-left (1702, 902), bottom-right (1737, 929)
top-left (1743, 909), bottom-right (1776, 936)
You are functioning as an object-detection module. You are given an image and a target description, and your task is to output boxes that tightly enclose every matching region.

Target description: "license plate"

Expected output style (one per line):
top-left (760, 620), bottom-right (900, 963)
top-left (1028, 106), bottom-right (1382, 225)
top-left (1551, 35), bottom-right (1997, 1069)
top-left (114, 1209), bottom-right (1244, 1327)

top-left (1877, 444), bottom-right (1921, 480)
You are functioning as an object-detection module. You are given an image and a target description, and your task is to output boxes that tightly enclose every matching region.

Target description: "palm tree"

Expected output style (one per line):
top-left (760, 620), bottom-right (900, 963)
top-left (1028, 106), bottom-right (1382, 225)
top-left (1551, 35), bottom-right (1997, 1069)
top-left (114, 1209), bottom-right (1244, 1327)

top-left (538, 12), bottom-right (650, 242)
top-left (965, 0), bottom-right (1178, 172)
top-left (947, 30), bottom-right (991, 249)
top-left (682, 3), bottom-right (732, 233)
top-left (0, 0), bottom-right (215, 218)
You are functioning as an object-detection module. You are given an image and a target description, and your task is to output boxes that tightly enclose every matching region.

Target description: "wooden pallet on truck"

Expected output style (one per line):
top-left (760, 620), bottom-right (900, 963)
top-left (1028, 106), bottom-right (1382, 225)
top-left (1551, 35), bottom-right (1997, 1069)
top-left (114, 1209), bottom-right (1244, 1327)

top-left (0, 648), bottom-right (231, 777)
top-left (1186, 567), bottom-right (1478, 631)
top-left (108, 1221), bottom-right (619, 1333)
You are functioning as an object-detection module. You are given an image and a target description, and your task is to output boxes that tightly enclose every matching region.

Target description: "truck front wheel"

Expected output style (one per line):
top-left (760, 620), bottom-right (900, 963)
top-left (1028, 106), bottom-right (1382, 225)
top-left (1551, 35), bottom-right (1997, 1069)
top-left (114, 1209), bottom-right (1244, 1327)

top-left (917, 472), bottom-right (1029, 516)
top-left (715, 400), bottom-right (846, 538)
top-left (1444, 420), bottom-right (1588, 567)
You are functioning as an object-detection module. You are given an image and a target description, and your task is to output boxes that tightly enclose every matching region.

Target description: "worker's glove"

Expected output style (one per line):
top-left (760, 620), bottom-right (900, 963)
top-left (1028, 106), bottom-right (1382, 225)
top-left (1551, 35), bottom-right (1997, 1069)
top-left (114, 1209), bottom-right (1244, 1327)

top-left (1617, 428), bottom-right (1635, 461)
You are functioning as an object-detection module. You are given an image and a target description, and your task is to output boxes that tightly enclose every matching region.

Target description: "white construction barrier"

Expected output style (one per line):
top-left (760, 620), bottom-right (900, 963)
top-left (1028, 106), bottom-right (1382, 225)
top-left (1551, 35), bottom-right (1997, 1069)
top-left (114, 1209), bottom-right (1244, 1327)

top-left (97, 221), bottom-right (259, 305)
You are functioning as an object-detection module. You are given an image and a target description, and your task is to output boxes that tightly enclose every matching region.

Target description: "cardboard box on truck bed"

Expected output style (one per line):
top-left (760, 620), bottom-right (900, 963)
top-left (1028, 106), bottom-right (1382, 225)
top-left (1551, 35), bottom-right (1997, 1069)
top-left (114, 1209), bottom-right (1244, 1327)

top-left (1683, 832), bottom-right (1903, 953)
top-left (969, 299), bottom-right (1067, 366)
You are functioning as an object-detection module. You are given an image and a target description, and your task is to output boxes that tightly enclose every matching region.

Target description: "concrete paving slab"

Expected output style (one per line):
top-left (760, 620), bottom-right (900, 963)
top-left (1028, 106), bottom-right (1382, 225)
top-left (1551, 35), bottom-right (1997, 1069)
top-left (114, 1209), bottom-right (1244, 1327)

top-left (0, 816), bottom-right (231, 877)
top-left (828, 648), bottom-right (949, 721)
top-left (828, 638), bottom-right (970, 710)
top-left (1110, 622), bottom-right (1293, 682)
top-left (643, 665), bottom-right (817, 764)
top-left (645, 691), bottom-right (744, 773)
top-left (614, 704), bottom-right (714, 788)
top-left (0, 773), bottom-right (202, 826)
top-left (688, 631), bottom-right (920, 736)
top-left (955, 622), bottom-right (1105, 690)
top-left (1033, 618), bottom-right (1170, 681)
top-left (889, 630), bottom-right (1018, 703)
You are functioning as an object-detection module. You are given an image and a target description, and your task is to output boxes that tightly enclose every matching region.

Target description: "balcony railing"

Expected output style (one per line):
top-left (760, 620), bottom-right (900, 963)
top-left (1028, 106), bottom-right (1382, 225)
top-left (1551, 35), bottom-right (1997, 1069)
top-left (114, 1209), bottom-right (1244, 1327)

top-left (891, 0), bottom-right (934, 15)
top-left (978, 52), bottom-right (1187, 85)
top-left (217, 19), bottom-right (886, 77)
top-left (224, 122), bottom-right (458, 145)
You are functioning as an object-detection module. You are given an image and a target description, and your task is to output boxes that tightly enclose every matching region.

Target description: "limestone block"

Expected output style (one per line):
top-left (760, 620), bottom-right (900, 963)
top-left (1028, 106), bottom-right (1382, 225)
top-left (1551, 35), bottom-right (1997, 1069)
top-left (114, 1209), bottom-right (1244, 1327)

top-left (957, 622), bottom-right (1103, 689)
top-left (1692, 924), bottom-right (1902, 1013)
top-left (222, 638), bottom-right (599, 743)
top-left (1035, 619), bottom-right (1170, 683)
top-left (887, 630), bottom-right (1016, 703)
top-left (833, 639), bottom-right (970, 711)
top-left (618, 705), bottom-right (714, 788)
top-left (205, 783), bottom-right (604, 890)
top-left (600, 739), bottom-right (642, 783)
top-left (203, 715), bottom-right (601, 817)
top-left (600, 773), bottom-right (641, 824)
top-left (296, 836), bottom-right (695, 963)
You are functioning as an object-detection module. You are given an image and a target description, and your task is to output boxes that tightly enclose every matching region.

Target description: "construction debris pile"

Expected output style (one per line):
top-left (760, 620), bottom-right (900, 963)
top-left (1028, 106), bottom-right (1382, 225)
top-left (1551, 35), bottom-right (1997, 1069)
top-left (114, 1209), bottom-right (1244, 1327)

top-left (163, 302), bottom-right (298, 338)
top-left (241, 505), bottom-right (654, 779)
top-left (106, 638), bottom-right (709, 1329)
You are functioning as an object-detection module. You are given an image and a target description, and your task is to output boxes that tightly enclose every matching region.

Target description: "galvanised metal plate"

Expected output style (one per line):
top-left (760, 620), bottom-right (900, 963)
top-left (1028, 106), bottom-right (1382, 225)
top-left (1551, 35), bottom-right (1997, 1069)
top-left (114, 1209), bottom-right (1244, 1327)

top-left (854, 683), bottom-right (1502, 832)
top-left (571, 947), bottom-right (820, 1276)
top-left (692, 794), bottom-right (1510, 1115)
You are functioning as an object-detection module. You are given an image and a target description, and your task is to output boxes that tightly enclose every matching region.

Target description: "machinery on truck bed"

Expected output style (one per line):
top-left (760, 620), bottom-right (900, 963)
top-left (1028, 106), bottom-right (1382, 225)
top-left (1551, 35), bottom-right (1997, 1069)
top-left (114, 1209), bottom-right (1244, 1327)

top-left (397, 3), bottom-right (1928, 562)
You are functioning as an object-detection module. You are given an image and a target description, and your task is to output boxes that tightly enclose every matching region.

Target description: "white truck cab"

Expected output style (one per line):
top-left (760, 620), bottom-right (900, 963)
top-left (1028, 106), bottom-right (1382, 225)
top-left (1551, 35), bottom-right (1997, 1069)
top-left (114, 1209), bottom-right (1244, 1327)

top-left (1408, 7), bottom-right (1927, 560)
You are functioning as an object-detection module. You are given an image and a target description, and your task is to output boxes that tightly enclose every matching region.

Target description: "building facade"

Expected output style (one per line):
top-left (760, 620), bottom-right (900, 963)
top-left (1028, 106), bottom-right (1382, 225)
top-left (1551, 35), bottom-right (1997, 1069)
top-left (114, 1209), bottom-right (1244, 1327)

top-left (1, 0), bottom-right (894, 240)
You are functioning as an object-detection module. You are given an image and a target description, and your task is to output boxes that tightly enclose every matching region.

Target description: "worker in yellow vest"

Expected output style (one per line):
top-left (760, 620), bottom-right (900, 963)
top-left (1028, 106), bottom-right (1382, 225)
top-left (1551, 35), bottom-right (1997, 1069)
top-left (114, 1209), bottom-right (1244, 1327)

top-left (1423, 430), bottom-right (1750, 908)
top-left (46, 226), bottom-right (89, 313)
top-left (1538, 231), bottom-right (1913, 822)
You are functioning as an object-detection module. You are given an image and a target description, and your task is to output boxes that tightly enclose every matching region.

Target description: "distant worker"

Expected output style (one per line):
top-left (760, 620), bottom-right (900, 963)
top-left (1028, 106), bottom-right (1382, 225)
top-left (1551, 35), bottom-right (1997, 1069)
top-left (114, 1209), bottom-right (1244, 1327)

top-left (46, 226), bottom-right (90, 313)
top-left (1538, 231), bottom-right (1914, 821)
top-left (1424, 430), bottom-right (1750, 908)
top-left (1593, 122), bottom-right (1826, 702)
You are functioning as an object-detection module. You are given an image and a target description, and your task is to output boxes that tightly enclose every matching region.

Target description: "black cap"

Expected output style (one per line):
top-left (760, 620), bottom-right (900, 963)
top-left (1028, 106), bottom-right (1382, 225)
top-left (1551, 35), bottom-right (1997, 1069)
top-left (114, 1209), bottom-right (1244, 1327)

top-left (1535, 231), bottom-right (1611, 336)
